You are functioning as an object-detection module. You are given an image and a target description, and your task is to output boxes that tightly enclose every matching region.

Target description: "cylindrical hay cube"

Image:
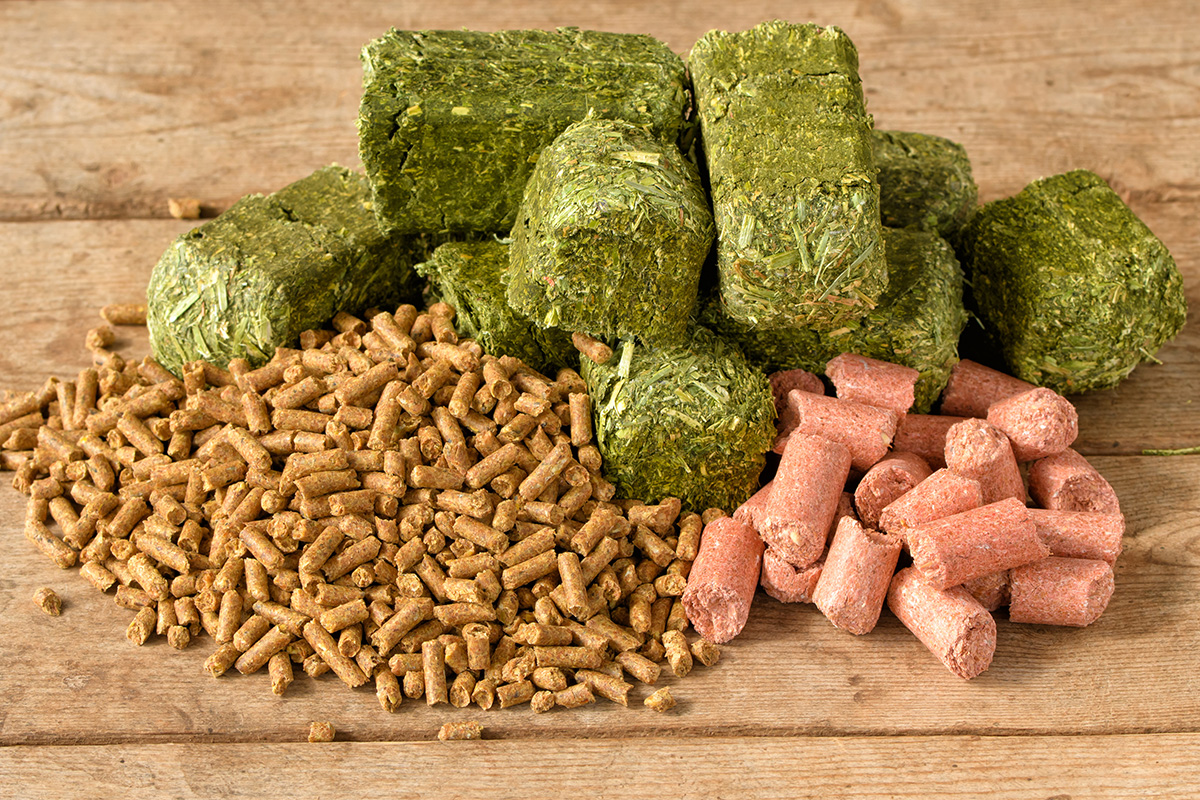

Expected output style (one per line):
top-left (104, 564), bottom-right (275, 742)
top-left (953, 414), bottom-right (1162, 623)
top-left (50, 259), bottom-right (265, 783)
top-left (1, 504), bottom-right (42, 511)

top-left (962, 571), bottom-right (1011, 612)
top-left (986, 387), bottom-right (1078, 462)
top-left (1009, 556), bottom-right (1114, 627)
top-left (877, 468), bottom-right (983, 537)
top-left (891, 414), bottom-right (967, 470)
top-left (759, 434), bottom-right (851, 568)
top-left (1028, 448), bottom-right (1121, 514)
top-left (907, 498), bottom-right (1050, 590)
top-left (681, 516), bottom-right (764, 644)
top-left (887, 567), bottom-right (996, 679)
top-left (759, 547), bottom-right (823, 604)
top-left (1028, 508), bottom-right (1124, 564)
top-left (777, 391), bottom-right (898, 471)
top-left (812, 517), bottom-right (902, 635)
top-left (944, 418), bottom-right (1026, 505)
top-left (853, 452), bottom-right (932, 529)
top-left (939, 359), bottom-right (1035, 418)
top-left (825, 353), bottom-right (920, 418)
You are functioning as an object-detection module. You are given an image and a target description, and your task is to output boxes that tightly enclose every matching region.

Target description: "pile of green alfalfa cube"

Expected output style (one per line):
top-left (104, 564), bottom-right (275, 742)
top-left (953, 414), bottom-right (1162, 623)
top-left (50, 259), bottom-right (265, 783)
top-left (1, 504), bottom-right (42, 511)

top-left (145, 19), bottom-right (1186, 513)
top-left (356, 25), bottom-right (778, 511)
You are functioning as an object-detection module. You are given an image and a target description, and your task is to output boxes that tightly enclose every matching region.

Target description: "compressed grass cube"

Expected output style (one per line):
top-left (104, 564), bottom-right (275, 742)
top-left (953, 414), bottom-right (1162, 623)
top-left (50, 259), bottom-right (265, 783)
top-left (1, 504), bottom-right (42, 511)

top-left (957, 169), bottom-right (1187, 393)
top-left (416, 240), bottom-right (576, 374)
top-left (690, 20), bottom-right (887, 330)
top-left (147, 166), bottom-right (421, 375)
top-left (507, 118), bottom-right (714, 346)
top-left (703, 228), bottom-right (967, 412)
top-left (359, 27), bottom-right (690, 235)
top-left (873, 129), bottom-right (978, 239)
top-left (581, 326), bottom-right (776, 511)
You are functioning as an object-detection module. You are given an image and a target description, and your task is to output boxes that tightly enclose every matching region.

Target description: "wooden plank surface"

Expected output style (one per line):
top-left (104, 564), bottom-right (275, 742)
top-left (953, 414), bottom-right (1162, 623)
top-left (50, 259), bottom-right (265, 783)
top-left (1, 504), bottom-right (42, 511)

top-left (2, 735), bottom-right (1198, 799)
top-left (2, 0), bottom-right (1198, 220)
top-left (1, 1), bottom-right (1199, 798)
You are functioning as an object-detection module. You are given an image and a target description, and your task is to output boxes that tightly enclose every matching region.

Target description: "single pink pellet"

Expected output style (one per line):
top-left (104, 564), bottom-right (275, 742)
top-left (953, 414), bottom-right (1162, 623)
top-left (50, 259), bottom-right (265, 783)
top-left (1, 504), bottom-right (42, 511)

top-left (760, 547), bottom-right (824, 604)
top-left (887, 567), bottom-right (997, 680)
top-left (1028, 508), bottom-right (1125, 564)
top-left (853, 451), bottom-right (933, 529)
top-left (770, 369), bottom-right (825, 447)
top-left (939, 359), bottom-right (1035, 418)
top-left (759, 433), bottom-right (852, 568)
top-left (1008, 557), bottom-right (1115, 627)
top-left (892, 414), bottom-right (968, 469)
top-left (681, 516), bottom-right (765, 644)
top-left (944, 418), bottom-right (1026, 505)
top-left (962, 571), bottom-right (1011, 612)
top-left (732, 480), bottom-right (773, 530)
top-left (1028, 448), bottom-right (1121, 514)
top-left (986, 387), bottom-right (1079, 462)
top-left (906, 497), bottom-right (1050, 590)
top-left (812, 517), bottom-right (903, 635)
top-left (776, 390), bottom-right (898, 471)
top-left (877, 468), bottom-right (983, 537)
top-left (826, 352), bottom-right (920, 418)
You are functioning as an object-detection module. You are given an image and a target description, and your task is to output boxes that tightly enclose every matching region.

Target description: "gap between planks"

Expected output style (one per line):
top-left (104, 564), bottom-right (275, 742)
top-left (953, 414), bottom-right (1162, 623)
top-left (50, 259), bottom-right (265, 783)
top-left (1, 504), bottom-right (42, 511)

top-left (0, 733), bottom-right (1197, 799)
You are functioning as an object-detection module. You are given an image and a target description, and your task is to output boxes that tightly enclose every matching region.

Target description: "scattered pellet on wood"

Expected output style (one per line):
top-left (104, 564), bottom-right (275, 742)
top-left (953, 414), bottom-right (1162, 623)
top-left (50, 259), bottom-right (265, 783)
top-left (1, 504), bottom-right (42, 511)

top-left (644, 686), bottom-right (676, 713)
top-left (32, 587), bottom-right (62, 616)
top-left (437, 721), bottom-right (484, 741)
top-left (167, 197), bottom-right (203, 220)
top-left (99, 303), bottom-right (148, 326)
top-left (308, 721), bottom-right (336, 743)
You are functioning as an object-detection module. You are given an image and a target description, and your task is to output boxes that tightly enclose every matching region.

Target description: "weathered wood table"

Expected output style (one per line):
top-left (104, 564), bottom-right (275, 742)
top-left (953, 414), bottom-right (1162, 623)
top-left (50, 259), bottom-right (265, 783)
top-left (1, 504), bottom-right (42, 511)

top-left (1, 2), bottom-right (1197, 797)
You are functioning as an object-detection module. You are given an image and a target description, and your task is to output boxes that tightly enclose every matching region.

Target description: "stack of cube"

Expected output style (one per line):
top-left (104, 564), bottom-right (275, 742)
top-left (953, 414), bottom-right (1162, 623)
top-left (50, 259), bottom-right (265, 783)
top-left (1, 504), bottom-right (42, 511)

top-left (145, 19), bottom-right (1185, 518)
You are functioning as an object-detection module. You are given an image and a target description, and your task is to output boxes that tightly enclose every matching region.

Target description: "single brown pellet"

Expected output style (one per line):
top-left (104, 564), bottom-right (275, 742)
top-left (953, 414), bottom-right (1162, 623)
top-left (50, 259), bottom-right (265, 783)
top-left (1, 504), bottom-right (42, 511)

top-left (204, 643), bottom-right (242, 678)
top-left (269, 651), bottom-right (295, 695)
top-left (33, 587), bottom-right (62, 616)
top-left (496, 679), bottom-right (535, 708)
top-left (438, 721), bottom-right (484, 741)
top-left (308, 721), bottom-right (336, 743)
top-left (80, 561), bottom-right (117, 592)
top-left (127, 605), bottom-right (157, 646)
top-left (644, 687), bottom-right (676, 713)
top-left (690, 639), bottom-right (721, 667)
top-left (662, 630), bottom-right (693, 678)
top-left (530, 689), bottom-right (556, 713)
top-left (422, 639), bottom-right (449, 706)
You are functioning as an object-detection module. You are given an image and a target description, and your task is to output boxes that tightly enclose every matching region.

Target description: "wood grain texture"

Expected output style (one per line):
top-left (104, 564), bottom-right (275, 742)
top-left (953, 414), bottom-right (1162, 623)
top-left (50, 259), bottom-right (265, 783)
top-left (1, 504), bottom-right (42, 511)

top-left (0, 0), bottom-right (1198, 224)
top-left (0, 455), bottom-right (1195, 746)
top-left (2, 735), bottom-right (1197, 799)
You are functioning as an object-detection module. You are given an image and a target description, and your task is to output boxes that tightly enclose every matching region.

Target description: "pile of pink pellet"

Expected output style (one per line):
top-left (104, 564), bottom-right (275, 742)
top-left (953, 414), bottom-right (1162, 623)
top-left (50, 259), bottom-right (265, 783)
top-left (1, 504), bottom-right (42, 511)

top-left (679, 355), bottom-right (1122, 679)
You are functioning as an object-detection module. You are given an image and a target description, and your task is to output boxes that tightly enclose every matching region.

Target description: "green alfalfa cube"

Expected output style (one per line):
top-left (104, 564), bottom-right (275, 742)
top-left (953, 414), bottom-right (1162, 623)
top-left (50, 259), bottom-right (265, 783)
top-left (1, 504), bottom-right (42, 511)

top-left (581, 326), bottom-right (776, 511)
top-left (506, 118), bottom-right (714, 346)
top-left (415, 240), bottom-right (576, 374)
top-left (703, 227), bottom-right (967, 412)
top-left (689, 20), bottom-right (887, 331)
top-left (147, 165), bottom-right (420, 376)
top-left (873, 129), bottom-right (978, 239)
top-left (957, 169), bottom-right (1186, 393)
top-left (358, 27), bottom-right (691, 235)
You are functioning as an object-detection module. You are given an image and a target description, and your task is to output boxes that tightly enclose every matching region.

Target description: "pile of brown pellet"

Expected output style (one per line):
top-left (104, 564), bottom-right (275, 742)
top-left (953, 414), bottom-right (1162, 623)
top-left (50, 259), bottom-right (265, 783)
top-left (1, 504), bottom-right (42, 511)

top-left (1, 301), bottom-right (723, 713)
